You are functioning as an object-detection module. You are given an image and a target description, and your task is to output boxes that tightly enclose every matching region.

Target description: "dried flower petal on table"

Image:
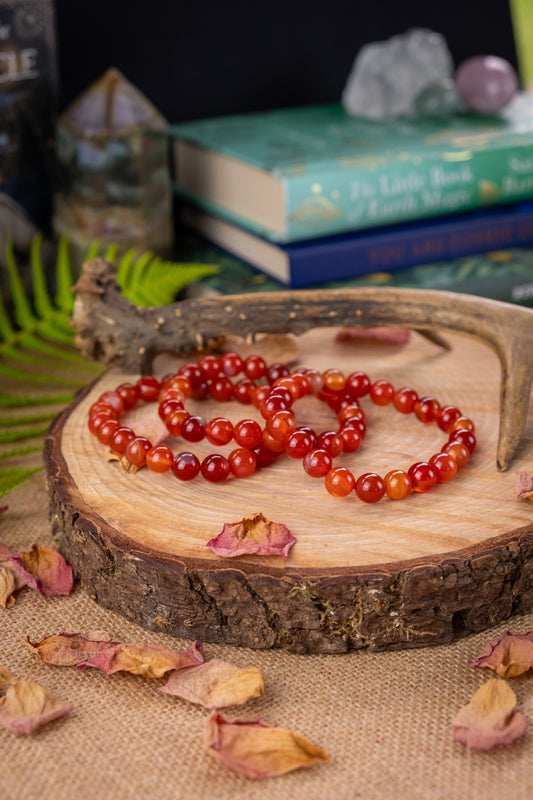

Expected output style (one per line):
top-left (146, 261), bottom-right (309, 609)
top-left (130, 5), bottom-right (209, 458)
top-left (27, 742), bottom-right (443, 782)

top-left (26, 631), bottom-right (116, 667)
top-left (204, 710), bottom-right (329, 779)
top-left (0, 674), bottom-right (73, 736)
top-left (27, 632), bottom-right (204, 678)
top-left (14, 544), bottom-right (73, 597)
top-left (0, 565), bottom-right (17, 608)
top-left (160, 659), bottom-right (265, 708)
top-left (80, 639), bottom-right (204, 678)
top-left (452, 678), bottom-right (528, 751)
top-left (0, 667), bottom-right (14, 688)
top-left (207, 513), bottom-right (296, 558)
top-left (473, 630), bottom-right (533, 677)
top-left (515, 470), bottom-right (533, 501)
top-left (336, 327), bottom-right (411, 345)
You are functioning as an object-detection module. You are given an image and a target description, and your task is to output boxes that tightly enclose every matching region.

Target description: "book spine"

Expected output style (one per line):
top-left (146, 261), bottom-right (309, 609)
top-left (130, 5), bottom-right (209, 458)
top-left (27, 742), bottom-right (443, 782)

top-left (284, 147), bottom-right (533, 242)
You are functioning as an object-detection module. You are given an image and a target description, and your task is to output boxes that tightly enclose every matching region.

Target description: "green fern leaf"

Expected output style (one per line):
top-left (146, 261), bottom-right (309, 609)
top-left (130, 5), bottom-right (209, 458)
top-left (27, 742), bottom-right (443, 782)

top-left (0, 445), bottom-right (41, 461)
top-left (55, 236), bottom-right (75, 314)
top-left (0, 392), bottom-right (73, 407)
top-left (0, 411), bottom-right (57, 427)
top-left (4, 239), bottom-right (37, 330)
top-left (0, 426), bottom-right (49, 444)
top-left (0, 467), bottom-right (41, 499)
top-left (119, 254), bottom-right (219, 307)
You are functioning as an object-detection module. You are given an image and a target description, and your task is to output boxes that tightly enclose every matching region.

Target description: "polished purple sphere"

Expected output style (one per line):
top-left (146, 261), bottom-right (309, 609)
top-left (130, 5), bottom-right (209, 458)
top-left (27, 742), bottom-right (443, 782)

top-left (456, 55), bottom-right (518, 113)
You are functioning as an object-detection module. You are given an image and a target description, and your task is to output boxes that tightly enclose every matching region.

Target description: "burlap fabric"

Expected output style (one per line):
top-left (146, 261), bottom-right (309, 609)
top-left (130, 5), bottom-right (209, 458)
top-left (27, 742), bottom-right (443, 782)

top-left (1, 470), bottom-right (533, 800)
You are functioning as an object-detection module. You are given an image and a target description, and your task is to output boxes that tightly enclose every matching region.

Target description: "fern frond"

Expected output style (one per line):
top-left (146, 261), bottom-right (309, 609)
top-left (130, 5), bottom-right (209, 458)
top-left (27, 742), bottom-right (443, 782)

top-left (118, 253), bottom-right (219, 307)
top-left (0, 426), bottom-right (49, 444)
top-left (0, 445), bottom-right (41, 461)
top-left (0, 392), bottom-right (73, 407)
top-left (55, 236), bottom-right (75, 314)
top-left (0, 467), bottom-right (41, 498)
top-left (0, 411), bottom-right (57, 427)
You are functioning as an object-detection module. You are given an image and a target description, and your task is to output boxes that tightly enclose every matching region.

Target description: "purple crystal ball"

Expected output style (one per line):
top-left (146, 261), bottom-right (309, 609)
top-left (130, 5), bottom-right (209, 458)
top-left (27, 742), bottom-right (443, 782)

top-left (455, 56), bottom-right (518, 113)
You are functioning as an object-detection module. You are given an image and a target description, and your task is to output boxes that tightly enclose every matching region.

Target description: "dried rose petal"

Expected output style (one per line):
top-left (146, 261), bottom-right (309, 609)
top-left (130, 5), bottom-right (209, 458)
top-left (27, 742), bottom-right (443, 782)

top-left (516, 470), bottom-right (533, 501)
top-left (27, 631), bottom-right (204, 678)
top-left (80, 639), bottom-right (204, 677)
top-left (0, 667), bottom-right (14, 688)
top-left (452, 678), bottom-right (528, 751)
top-left (336, 327), bottom-right (411, 345)
top-left (0, 506), bottom-right (7, 517)
top-left (473, 631), bottom-right (533, 678)
top-left (15, 544), bottom-right (73, 597)
top-left (207, 512), bottom-right (296, 558)
top-left (0, 676), bottom-right (73, 736)
top-left (204, 710), bottom-right (329, 779)
top-left (0, 565), bottom-right (17, 608)
top-left (26, 631), bottom-right (116, 667)
top-left (160, 659), bottom-right (265, 708)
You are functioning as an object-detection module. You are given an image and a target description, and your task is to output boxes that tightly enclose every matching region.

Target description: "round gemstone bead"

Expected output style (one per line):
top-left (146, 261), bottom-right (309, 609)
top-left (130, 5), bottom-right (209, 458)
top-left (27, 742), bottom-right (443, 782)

top-left (456, 55), bottom-right (518, 113)
top-left (266, 410), bottom-right (296, 441)
top-left (284, 429), bottom-right (313, 459)
top-left (408, 462), bottom-right (437, 493)
top-left (205, 417), bottom-right (234, 446)
top-left (233, 419), bottom-right (262, 449)
top-left (96, 418), bottom-right (121, 446)
top-left (146, 445), bottom-right (174, 473)
top-left (370, 379), bottom-right (394, 406)
top-left (109, 426), bottom-right (135, 455)
top-left (125, 436), bottom-right (152, 467)
top-left (228, 447), bottom-right (256, 478)
top-left (244, 355), bottom-right (267, 380)
top-left (221, 352), bottom-right (244, 377)
top-left (443, 441), bottom-right (470, 468)
top-left (450, 429), bottom-right (476, 453)
top-left (315, 430), bottom-right (343, 457)
top-left (437, 405), bottom-right (462, 432)
top-left (355, 472), bottom-right (386, 503)
top-left (98, 390), bottom-right (125, 414)
top-left (345, 371), bottom-right (371, 399)
top-left (384, 469), bottom-right (412, 500)
top-left (303, 448), bottom-right (332, 477)
top-left (165, 409), bottom-right (191, 437)
top-left (393, 387), bottom-right (419, 414)
top-left (136, 376), bottom-right (161, 403)
top-left (201, 453), bottom-right (231, 482)
top-left (429, 452), bottom-right (458, 483)
top-left (115, 382), bottom-right (139, 410)
top-left (172, 452), bottom-right (200, 481)
top-left (325, 466), bottom-right (355, 497)
top-left (181, 415), bottom-right (207, 443)
top-left (414, 396), bottom-right (440, 424)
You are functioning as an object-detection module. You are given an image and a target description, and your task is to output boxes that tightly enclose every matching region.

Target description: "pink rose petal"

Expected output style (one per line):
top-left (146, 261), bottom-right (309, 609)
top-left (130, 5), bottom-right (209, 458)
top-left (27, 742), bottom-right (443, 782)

top-left (0, 675), bottom-right (73, 736)
top-left (473, 631), bottom-right (533, 678)
top-left (452, 678), bottom-right (528, 751)
top-left (207, 513), bottom-right (296, 558)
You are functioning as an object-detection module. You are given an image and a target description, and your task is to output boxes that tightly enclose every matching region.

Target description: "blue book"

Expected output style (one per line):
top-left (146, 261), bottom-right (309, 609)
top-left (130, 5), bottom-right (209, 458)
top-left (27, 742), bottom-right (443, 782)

top-left (182, 202), bottom-right (533, 288)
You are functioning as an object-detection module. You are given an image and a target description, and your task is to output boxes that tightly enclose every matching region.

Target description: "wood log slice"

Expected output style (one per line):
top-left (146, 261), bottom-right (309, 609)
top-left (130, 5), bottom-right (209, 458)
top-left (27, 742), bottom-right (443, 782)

top-left (45, 327), bottom-right (533, 654)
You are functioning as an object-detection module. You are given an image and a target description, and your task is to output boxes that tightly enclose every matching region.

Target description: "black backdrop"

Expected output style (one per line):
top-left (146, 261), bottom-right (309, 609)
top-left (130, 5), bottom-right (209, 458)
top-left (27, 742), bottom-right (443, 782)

top-left (53, 1), bottom-right (520, 123)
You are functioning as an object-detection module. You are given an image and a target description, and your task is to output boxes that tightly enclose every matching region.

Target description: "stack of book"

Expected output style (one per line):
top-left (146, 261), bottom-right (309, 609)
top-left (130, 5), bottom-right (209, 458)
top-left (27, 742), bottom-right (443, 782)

top-left (170, 95), bottom-right (533, 291)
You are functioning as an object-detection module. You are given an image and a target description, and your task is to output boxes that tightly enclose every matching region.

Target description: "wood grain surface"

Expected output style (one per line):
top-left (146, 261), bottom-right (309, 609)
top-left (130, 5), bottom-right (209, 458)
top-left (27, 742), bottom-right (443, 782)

top-left (45, 327), bottom-right (533, 653)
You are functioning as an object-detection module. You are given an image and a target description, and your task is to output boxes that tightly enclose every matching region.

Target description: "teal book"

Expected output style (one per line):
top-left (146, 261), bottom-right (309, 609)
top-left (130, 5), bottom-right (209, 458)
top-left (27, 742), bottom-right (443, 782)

top-left (171, 95), bottom-right (533, 243)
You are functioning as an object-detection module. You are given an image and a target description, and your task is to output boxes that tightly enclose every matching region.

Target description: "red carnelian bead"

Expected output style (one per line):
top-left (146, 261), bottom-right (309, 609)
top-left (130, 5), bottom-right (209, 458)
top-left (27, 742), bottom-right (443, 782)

top-left (437, 405), bottom-right (462, 432)
top-left (98, 391), bottom-right (125, 414)
top-left (269, 386), bottom-right (293, 405)
top-left (414, 396), bottom-right (440, 424)
top-left (315, 431), bottom-right (343, 457)
top-left (228, 448), bottom-right (257, 478)
top-left (109, 426), bottom-right (135, 455)
top-left (172, 452), bottom-right (200, 481)
top-left (289, 372), bottom-right (310, 397)
top-left (408, 462), bottom-right (437, 493)
top-left (165, 375), bottom-right (193, 398)
top-left (158, 398), bottom-right (184, 421)
top-left (325, 466), bottom-right (355, 497)
top-left (205, 417), bottom-right (234, 446)
top-left (273, 376), bottom-right (300, 400)
top-left (178, 363), bottom-right (205, 389)
top-left (303, 448), bottom-right (332, 477)
top-left (96, 418), bottom-right (121, 445)
top-left (302, 368), bottom-right (322, 394)
top-left (89, 400), bottom-right (117, 417)
top-left (284, 429), bottom-right (313, 459)
top-left (442, 441), bottom-right (470, 468)
top-left (370, 380), bottom-right (394, 406)
top-left (266, 410), bottom-right (296, 441)
top-left (340, 426), bottom-right (363, 454)
top-left (252, 444), bottom-right (279, 468)
top-left (165, 408), bottom-right (190, 436)
top-left (262, 429), bottom-right (286, 453)
top-left (393, 387), bottom-right (419, 414)
top-left (233, 419), bottom-right (262, 449)
top-left (201, 453), bottom-right (231, 482)
top-left (260, 393), bottom-right (291, 419)
top-left (251, 384), bottom-right (272, 408)
top-left (221, 352), bottom-right (243, 377)
top-left (296, 425), bottom-right (318, 448)
top-left (181, 415), bottom-right (207, 442)
top-left (136, 376), bottom-right (161, 403)
top-left (337, 404), bottom-right (364, 424)
top-left (429, 452), bottom-right (458, 483)
top-left (116, 382), bottom-right (139, 410)
top-left (244, 354), bottom-right (267, 381)
top-left (191, 381), bottom-right (209, 401)
top-left (233, 378), bottom-right (254, 404)
top-left (450, 429), bottom-right (476, 453)
top-left (197, 354), bottom-right (221, 379)
top-left (209, 377), bottom-right (234, 402)
top-left (322, 368), bottom-right (346, 393)
top-left (345, 371), bottom-right (371, 399)
top-left (384, 469), bottom-right (412, 500)
top-left (355, 472), bottom-right (386, 503)
top-left (266, 362), bottom-right (289, 384)
top-left (321, 389), bottom-right (346, 413)
top-left (88, 409), bottom-right (116, 435)
top-left (158, 386), bottom-right (186, 404)
top-left (340, 417), bottom-right (367, 437)
top-left (449, 415), bottom-right (476, 434)
top-left (146, 445), bottom-right (174, 473)
top-left (125, 436), bottom-right (152, 467)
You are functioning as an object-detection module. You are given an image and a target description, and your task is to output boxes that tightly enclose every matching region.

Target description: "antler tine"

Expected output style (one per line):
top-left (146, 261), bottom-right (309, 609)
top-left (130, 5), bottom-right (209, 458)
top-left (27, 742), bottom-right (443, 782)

top-left (72, 257), bottom-right (533, 471)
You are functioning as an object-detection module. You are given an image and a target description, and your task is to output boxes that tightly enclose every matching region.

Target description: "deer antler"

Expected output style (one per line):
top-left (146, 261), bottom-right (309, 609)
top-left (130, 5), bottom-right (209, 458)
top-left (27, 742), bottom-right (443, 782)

top-left (72, 257), bottom-right (533, 471)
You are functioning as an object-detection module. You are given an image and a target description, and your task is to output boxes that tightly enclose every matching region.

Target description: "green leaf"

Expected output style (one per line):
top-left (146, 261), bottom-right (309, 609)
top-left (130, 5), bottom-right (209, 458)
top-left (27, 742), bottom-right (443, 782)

top-left (55, 236), bottom-right (75, 314)
top-left (4, 238), bottom-right (37, 329)
top-left (0, 392), bottom-right (73, 408)
top-left (0, 411), bottom-right (57, 427)
top-left (0, 426), bottom-right (49, 444)
top-left (0, 445), bottom-right (42, 461)
top-left (0, 467), bottom-right (41, 499)
top-left (119, 254), bottom-right (219, 307)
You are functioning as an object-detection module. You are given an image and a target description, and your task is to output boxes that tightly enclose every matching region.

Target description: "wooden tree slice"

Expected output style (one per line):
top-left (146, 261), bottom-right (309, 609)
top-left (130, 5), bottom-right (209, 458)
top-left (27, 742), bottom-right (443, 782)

top-left (45, 327), bottom-right (533, 653)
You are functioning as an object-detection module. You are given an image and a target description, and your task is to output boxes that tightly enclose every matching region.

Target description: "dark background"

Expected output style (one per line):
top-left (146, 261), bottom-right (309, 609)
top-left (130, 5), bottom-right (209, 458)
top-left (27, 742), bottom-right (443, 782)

top-left (53, 1), bottom-right (520, 123)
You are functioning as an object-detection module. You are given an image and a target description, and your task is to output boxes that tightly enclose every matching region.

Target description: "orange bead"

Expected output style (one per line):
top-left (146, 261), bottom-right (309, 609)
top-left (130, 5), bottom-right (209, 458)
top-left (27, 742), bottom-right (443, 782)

top-left (325, 467), bottom-right (355, 497)
top-left (384, 469), bottom-right (412, 500)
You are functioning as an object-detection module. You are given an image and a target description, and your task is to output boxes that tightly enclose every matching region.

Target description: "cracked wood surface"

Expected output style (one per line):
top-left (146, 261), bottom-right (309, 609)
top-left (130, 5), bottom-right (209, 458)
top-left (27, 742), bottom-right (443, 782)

top-left (45, 329), bottom-right (533, 653)
top-left (72, 257), bottom-right (533, 471)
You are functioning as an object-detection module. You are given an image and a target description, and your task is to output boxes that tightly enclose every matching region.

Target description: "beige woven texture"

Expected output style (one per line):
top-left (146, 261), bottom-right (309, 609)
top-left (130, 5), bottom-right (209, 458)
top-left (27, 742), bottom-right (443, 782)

top-left (2, 471), bottom-right (533, 800)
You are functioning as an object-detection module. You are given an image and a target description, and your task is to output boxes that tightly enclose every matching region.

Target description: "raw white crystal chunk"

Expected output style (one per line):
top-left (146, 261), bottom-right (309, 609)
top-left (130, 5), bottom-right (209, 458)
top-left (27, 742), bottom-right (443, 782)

top-left (342, 28), bottom-right (454, 119)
